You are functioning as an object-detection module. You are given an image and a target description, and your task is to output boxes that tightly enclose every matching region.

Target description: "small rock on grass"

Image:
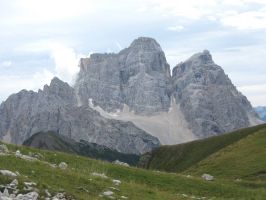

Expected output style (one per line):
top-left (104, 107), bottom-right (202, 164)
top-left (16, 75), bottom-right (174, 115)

top-left (113, 160), bottom-right (129, 167)
top-left (16, 191), bottom-right (39, 200)
top-left (103, 191), bottom-right (114, 196)
top-left (0, 170), bottom-right (18, 177)
top-left (201, 173), bottom-right (214, 181)
top-left (58, 162), bottom-right (68, 170)
top-left (24, 182), bottom-right (37, 187)
top-left (10, 179), bottom-right (18, 188)
top-left (112, 179), bottom-right (121, 186)
top-left (91, 172), bottom-right (108, 179)
top-left (45, 189), bottom-right (51, 197)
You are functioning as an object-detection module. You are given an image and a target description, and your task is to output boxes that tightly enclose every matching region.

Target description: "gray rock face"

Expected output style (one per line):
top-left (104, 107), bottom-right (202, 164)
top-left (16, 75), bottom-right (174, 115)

top-left (172, 50), bottom-right (262, 137)
top-left (75, 37), bottom-right (171, 114)
top-left (0, 77), bottom-right (160, 154)
top-left (74, 39), bottom-right (262, 141)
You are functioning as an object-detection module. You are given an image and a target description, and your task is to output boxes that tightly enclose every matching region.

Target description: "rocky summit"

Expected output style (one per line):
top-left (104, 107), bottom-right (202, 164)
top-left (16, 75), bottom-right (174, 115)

top-left (171, 50), bottom-right (262, 138)
top-left (0, 37), bottom-right (263, 152)
top-left (75, 37), bottom-right (171, 114)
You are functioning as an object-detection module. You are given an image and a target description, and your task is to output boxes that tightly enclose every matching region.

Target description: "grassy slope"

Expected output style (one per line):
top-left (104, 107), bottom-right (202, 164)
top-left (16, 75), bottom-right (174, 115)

top-left (140, 124), bottom-right (266, 173)
top-left (1, 142), bottom-right (266, 199)
top-left (185, 127), bottom-right (266, 180)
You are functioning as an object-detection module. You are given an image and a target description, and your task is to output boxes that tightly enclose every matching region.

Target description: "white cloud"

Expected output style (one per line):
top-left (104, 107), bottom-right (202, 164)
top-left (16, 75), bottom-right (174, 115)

top-left (15, 41), bottom-right (83, 84)
top-left (139, 0), bottom-right (217, 20)
top-left (0, 69), bottom-right (54, 102)
top-left (167, 25), bottom-right (184, 32)
top-left (238, 84), bottom-right (266, 106)
top-left (134, 0), bottom-right (266, 30)
top-left (49, 44), bottom-right (81, 84)
top-left (1, 61), bottom-right (12, 67)
top-left (1, 0), bottom-right (99, 25)
top-left (221, 8), bottom-right (266, 29)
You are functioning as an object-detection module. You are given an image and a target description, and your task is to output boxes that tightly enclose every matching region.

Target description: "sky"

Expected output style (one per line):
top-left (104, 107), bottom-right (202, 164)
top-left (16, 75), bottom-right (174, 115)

top-left (0, 0), bottom-right (266, 106)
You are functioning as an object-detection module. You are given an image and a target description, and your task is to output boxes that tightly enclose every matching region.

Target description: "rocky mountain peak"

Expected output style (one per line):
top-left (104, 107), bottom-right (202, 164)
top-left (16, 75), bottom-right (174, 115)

top-left (75, 37), bottom-right (171, 114)
top-left (43, 77), bottom-right (67, 92)
top-left (186, 49), bottom-right (214, 65)
top-left (40, 77), bottom-right (77, 106)
top-left (129, 37), bottom-right (162, 51)
top-left (50, 77), bottom-right (66, 86)
top-left (172, 50), bottom-right (217, 79)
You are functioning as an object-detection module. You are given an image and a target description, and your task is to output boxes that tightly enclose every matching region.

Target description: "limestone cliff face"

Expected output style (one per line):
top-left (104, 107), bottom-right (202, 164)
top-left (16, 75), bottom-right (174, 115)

top-left (0, 78), bottom-right (160, 154)
top-left (172, 50), bottom-right (261, 138)
top-left (75, 37), bottom-right (171, 114)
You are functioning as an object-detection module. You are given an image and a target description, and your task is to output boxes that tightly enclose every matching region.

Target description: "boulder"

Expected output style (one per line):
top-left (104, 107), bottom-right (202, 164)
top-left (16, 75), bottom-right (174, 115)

top-left (91, 172), bottom-right (108, 179)
top-left (0, 170), bottom-right (18, 177)
top-left (201, 173), bottom-right (214, 181)
top-left (16, 191), bottom-right (38, 200)
top-left (102, 191), bottom-right (114, 196)
top-left (112, 179), bottom-right (121, 186)
top-left (113, 160), bottom-right (130, 167)
top-left (10, 179), bottom-right (18, 188)
top-left (58, 162), bottom-right (68, 170)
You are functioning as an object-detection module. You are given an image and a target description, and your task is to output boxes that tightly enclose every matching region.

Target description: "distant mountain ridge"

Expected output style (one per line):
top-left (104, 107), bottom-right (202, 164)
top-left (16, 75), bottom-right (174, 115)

top-left (0, 37), bottom-right (262, 153)
top-left (255, 106), bottom-right (266, 121)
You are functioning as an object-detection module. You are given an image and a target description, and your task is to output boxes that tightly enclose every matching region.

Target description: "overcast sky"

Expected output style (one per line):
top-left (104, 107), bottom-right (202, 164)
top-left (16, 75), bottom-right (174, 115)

top-left (0, 0), bottom-right (266, 106)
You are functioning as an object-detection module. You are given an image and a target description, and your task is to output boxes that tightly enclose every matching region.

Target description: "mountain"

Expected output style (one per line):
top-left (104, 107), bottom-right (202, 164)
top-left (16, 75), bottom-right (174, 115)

top-left (74, 37), bottom-right (262, 143)
top-left (23, 131), bottom-right (140, 165)
top-left (0, 37), bottom-right (262, 152)
top-left (0, 77), bottom-right (160, 155)
top-left (1, 141), bottom-right (266, 199)
top-left (139, 123), bottom-right (266, 176)
top-left (255, 106), bottom-right (266, 121)
top-left (171, 50), bottom-right (262, 138)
